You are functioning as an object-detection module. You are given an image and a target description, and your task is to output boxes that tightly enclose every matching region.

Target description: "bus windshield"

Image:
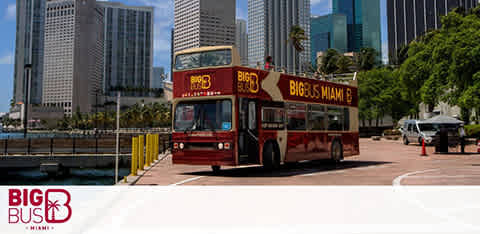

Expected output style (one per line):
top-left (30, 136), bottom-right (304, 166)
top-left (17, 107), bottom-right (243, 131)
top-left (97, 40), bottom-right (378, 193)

top-left (174, 49), bottom-right (232, 70)
top-left (174, 100), bottom-right (232, 132)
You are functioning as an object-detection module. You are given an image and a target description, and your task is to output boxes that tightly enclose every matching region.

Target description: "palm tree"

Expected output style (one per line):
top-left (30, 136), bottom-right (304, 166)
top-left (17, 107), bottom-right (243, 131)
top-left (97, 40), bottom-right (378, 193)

top-left (47, 200), bottom-right (60, 220)
top-left (288, 25), bottom-right (307, 75)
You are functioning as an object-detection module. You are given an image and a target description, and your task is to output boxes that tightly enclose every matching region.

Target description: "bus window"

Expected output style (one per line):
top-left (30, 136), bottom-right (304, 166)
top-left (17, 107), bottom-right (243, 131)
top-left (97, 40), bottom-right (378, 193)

top-left (287, 103), bottom-right (306, 130)
top-left (308, 104), bottom-right (326, 130)
top-left (343, 108), bottom-right (350, 131)
top-left (175, 49), bottom-right (232, 70)
top-left (248, 101), bottom-right (256, 130)
top-left (327, 107), bottom-right (344, 131)
top-left (262, 107), bottom-right (285, 130)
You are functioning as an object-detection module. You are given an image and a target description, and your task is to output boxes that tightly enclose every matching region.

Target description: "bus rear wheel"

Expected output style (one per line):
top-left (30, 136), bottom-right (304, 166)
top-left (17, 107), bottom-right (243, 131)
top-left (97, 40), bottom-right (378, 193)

top-left (331, 141), bottom-right (343, 163)
top-left (263, 142), bottom-right (280, 171)
top-left (211, 165), bottom-right (221, 174)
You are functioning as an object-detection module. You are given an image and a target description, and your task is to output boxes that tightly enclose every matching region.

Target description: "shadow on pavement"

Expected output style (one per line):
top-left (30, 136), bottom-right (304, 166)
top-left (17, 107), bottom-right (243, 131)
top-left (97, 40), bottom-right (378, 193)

top-left (182, 160), bottom-right (393, 178)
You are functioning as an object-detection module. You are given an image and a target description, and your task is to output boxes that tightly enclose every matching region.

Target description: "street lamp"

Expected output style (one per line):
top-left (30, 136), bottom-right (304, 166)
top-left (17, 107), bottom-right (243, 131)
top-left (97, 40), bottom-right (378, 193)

top-left (23, 64), bottom-right (32, 139)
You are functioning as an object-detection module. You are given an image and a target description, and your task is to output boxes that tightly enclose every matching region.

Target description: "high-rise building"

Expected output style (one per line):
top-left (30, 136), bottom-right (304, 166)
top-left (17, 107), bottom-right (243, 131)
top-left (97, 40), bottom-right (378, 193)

top-left (152, 67), bottom-right (165, 89)
top-left (13, 0), bottom-right (46, 105)
top-left (387, 0), bottom-right (478, 63)
top-left (43, 0), bottom-right (104, 115)
top-left (236, 19), bottom-right (248, 66)
top-left (332, 0), bottom-right (381, 59)
top-left (310, 14), bottom-right (348, 65)
top-left (248, 0), bottom-right (311, 73)
top-left (173, 0), bottom-right (236, 53)
top-left (98, 2), bottom-right (154, 97)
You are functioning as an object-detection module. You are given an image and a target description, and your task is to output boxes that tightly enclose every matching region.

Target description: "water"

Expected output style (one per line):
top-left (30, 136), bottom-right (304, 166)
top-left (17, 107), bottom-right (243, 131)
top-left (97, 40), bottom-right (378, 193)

top-left (0, 132), bottom-right (94, 139)
top-left (0, 132), bottom-right (137, 185)
top-left (0, 168), bottom-right (131, 186)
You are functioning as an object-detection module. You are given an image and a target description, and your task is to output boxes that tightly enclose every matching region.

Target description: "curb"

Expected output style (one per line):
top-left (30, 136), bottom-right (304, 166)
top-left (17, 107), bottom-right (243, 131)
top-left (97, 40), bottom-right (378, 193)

top-left (116, 151), bottom-right (170, 186)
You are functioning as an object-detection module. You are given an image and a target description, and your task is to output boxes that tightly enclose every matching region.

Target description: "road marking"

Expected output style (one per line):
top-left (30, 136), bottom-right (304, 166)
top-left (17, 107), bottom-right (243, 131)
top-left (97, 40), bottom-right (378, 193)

top-left (300, 170), bottom-right (345, 177)
top-left (392, 169), bottom-right (439, 186)
top-left (169, 176), bottom-right (204, 186)
top-left (409, 175), bottom-right (480, 179)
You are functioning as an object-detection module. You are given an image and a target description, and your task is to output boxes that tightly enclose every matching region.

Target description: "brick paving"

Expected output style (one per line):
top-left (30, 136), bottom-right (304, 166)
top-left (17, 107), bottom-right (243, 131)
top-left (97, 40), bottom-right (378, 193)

top-left (135, 138), bottom-right (480, 186)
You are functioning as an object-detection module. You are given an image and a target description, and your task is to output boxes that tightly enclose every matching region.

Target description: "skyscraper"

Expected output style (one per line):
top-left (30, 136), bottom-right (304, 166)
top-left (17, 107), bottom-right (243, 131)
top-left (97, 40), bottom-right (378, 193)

top-left (152, 67), bottom-right (165, 89)
top-left (13, 0), bottom-right (46, 105)
top-left (248, 0), bottom-right (311, 73)
top-left (236, 19), bottom-right (248, 66)
top-left (310, 14), bottom-right (348, 64)
top-left (98, 2), bottom-right (154, 97)
top-left (332, 0), bottom-right (381, 58)
top-left (173, 0), bottom-right (236, 53)
top-left (387, 0), bottom-right (478, 63)
top-left (43, 0), bottom-right (104, 115)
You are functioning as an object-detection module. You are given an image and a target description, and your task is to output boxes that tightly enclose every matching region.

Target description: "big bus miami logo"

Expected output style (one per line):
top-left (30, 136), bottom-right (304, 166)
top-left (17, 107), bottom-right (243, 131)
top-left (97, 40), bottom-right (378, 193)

top-left (8, 189), bottom-right (72, 231)
top-left (190, 74), bottom-right (212, 90)
top-left (237, 71), bottom-right (259, 94)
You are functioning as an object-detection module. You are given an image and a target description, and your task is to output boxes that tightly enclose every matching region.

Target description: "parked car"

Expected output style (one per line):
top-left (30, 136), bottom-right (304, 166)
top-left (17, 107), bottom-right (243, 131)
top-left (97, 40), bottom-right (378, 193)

top-left (401, 117), bottom-right (464, 146)
top-left (401, 120), bottom-right (436, 145)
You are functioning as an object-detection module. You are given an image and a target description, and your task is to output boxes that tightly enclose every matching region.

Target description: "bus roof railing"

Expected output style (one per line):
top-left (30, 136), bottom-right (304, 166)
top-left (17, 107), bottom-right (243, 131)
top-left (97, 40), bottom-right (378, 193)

top-left (251, 64), bottom-right (357, 86)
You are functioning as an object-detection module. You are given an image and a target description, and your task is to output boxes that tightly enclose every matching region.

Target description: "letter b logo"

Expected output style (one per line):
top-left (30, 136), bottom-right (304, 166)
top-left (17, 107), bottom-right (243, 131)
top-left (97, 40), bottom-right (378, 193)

top-left (44, 189), bottom-right (72, 224)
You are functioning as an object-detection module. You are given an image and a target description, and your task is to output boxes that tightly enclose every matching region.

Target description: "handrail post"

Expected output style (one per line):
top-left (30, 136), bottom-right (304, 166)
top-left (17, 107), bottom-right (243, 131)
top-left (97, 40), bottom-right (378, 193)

top-left (50, 138), bottom-right (53, 156)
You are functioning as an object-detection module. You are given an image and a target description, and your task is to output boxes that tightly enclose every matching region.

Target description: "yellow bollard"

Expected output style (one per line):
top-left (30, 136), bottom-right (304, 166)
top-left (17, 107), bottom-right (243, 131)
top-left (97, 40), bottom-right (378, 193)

top-left (145, 134), bottom-right (151, 167)
top-left (149, 134), bottom-right (154, 164)
top-left (155, 134), bottom-right (159, 161)
top-left (138, 135), bottom-right (145, 171)
top-left (131, 137), bottom-right (138, 176)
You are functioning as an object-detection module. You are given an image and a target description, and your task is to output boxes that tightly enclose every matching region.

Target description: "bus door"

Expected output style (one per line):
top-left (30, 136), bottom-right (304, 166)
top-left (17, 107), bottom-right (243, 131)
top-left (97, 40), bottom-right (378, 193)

top-left (238, 98), bottom-right (259, 164)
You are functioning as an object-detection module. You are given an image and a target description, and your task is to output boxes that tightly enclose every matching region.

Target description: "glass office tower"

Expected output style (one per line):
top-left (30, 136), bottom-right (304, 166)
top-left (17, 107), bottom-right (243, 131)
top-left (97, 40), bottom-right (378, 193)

top-left (310, 14), bottom-right (347, 64)
top-left (332, 0), bottom-right (381, 59)
top-left (248, 0), bottom-right (311, 73)
top-left (387, 0), bottom-right (478, 63)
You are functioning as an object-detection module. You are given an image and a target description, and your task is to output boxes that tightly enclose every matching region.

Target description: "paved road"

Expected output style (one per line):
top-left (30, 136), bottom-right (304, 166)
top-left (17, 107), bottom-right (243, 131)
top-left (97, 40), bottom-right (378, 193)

top-left (136, 139), bottom-right (480, 186)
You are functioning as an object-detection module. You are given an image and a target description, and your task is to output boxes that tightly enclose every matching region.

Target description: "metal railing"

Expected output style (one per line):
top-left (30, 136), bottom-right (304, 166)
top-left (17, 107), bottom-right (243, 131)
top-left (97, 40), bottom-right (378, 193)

top-left (0, 134), bottom-right (171, 156)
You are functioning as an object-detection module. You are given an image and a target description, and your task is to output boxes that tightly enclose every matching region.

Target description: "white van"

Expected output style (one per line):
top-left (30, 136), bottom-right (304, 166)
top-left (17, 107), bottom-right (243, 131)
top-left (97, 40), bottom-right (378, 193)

top-left (401, 120), bottom-right (435, 145)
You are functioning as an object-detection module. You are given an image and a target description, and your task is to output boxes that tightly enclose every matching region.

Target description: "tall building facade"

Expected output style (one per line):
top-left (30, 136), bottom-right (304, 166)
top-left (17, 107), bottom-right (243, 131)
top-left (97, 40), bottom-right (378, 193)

top-left (152, 67), bottom-right (165, 89)
top-left (248, 0), bottom-right (311, 73)
top-left (13, 0), bottom-right (46, 105)
top-left (236, 19), bottom-right (248, 66)
top-left (98, 2), bottom-right (154, 97)
top-left (332, 0), bottom-right (381, 58)
top-left (388, 0), bottom-right (478, 62)
top-left (310, 14), bottom-right (347, 65)
top-left (174, 0), bottom-right (236, 53)
top-left (43, 0), bottom-right (104, 115)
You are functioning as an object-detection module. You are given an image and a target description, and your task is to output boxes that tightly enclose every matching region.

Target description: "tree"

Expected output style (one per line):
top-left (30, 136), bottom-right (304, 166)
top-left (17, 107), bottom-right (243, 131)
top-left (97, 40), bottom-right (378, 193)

top-left (336, 54), bottom-right (352, 74)
top-left (288, 25), bottom-right (307, 74)
top-left (319, 49), bottom-right (340, 75)
top-left (356, 48), bottom-right (377, 71)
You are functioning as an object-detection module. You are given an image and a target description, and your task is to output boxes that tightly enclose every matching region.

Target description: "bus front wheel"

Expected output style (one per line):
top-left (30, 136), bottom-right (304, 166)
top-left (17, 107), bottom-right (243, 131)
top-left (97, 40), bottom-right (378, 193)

top-left (263, 142), bottom-right (280, 170)
top-left (211, 165), bottom-right (221, 174)
top-left (331, 141), bottom-right (343, 163)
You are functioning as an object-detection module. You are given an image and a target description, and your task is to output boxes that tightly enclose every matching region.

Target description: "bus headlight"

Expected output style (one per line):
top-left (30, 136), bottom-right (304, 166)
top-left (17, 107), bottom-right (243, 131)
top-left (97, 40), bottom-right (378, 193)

top-left (179, 143), bottom-right (185, 150)
top-left (218, 143), bottom-right (224, 150)
top-left (224, 142), bottom-right (231, 150)
top-left (173, 143), bottom-right (179, 149)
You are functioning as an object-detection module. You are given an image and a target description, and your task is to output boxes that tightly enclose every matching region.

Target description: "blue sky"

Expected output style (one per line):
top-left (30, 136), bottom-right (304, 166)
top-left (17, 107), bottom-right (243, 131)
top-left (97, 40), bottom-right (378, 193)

top-left (0, 0), bottom-right (387, 113)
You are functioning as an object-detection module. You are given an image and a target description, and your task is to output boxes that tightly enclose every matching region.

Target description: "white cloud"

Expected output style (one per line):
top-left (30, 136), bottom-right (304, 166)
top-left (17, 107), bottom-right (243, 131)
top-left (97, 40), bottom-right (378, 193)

top-left (5, 3), bottom-right (16, 20)
top-left (0, 53), bottom-right (14, 65)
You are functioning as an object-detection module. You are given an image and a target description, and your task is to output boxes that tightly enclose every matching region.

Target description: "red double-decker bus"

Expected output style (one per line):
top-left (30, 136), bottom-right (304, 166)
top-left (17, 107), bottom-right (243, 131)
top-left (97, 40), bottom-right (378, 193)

top-left (172, 46), bottom-right (359, 172)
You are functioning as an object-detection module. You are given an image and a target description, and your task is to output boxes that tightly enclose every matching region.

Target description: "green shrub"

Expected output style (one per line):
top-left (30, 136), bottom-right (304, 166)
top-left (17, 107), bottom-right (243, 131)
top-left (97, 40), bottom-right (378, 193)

top-left (383, 129), bottom-right (401, 136)
top-left (465, 125), bottom-right (480, 138)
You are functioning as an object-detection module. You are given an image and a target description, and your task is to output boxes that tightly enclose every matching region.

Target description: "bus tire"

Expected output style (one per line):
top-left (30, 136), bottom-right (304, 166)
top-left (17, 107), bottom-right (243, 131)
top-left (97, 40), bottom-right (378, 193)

top-left (403, 136), bottom-right (409, 145)
top-left (211, 165), bottom-right (221, 174)
top-left (331, 140), bottom-right (343, 163)
top-left (263, 142), bottom-right (280, 170)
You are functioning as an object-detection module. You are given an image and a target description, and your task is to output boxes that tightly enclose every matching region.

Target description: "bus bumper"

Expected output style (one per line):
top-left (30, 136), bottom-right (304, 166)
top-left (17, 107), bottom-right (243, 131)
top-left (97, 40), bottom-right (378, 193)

top-left (172, 150), bottom-right (236, 166)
